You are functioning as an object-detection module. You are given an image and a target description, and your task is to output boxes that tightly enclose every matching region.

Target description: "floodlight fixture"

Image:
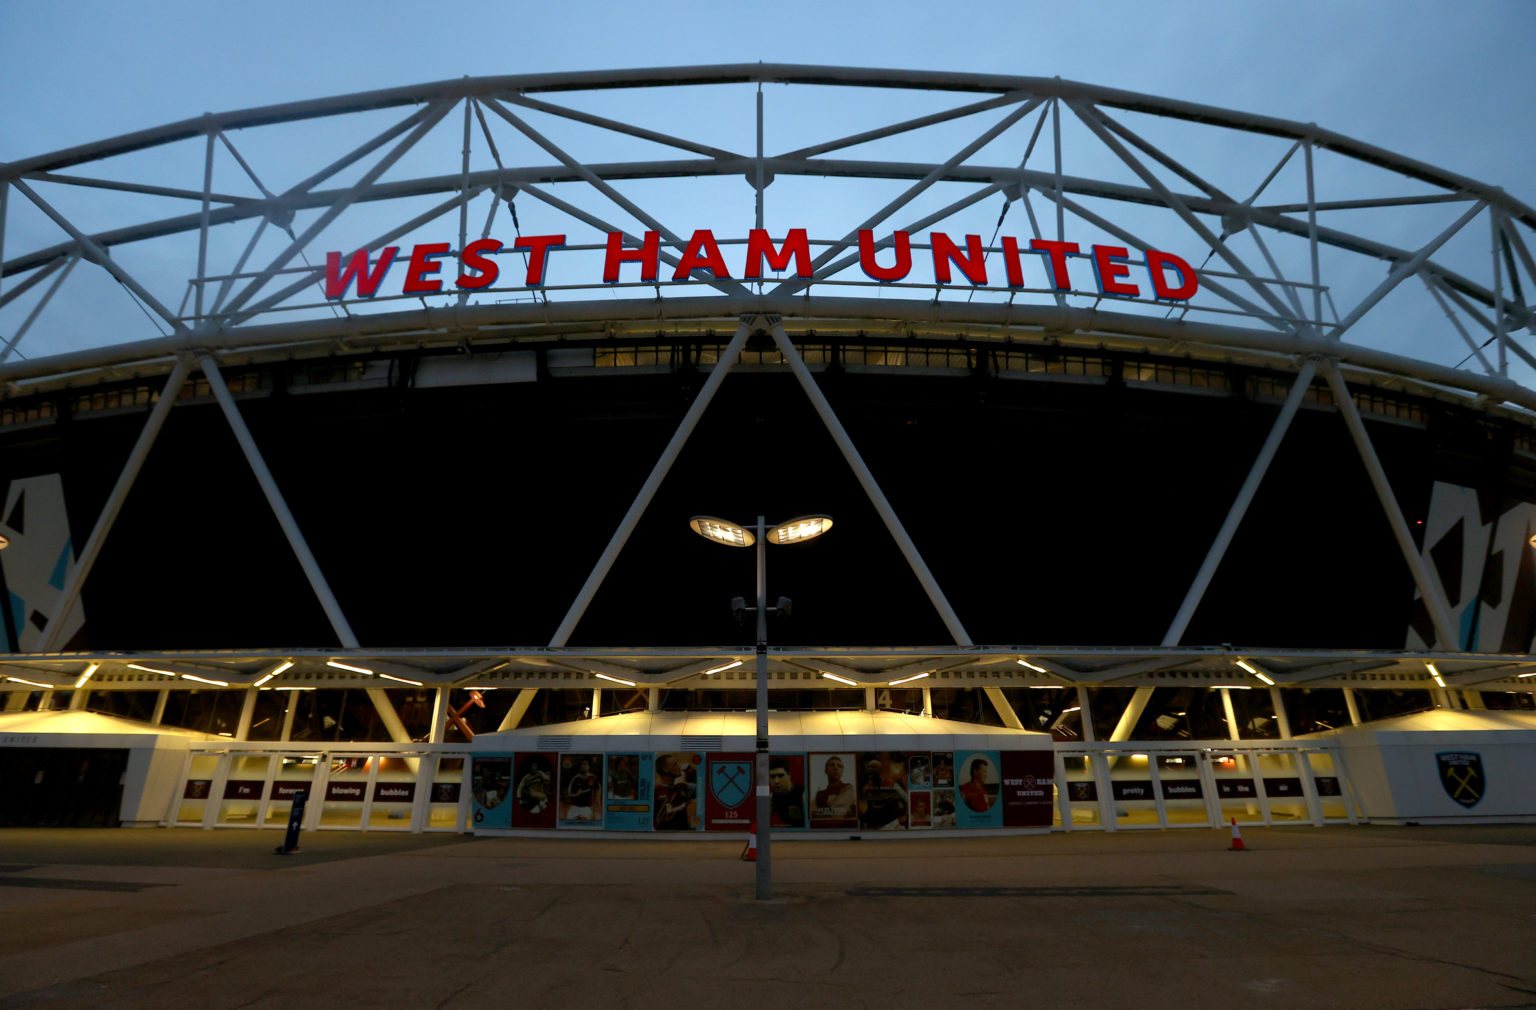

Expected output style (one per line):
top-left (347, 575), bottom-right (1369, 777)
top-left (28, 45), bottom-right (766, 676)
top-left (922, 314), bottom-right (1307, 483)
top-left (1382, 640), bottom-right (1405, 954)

top-left (690, 516), bottom-right (753, 547)
top-left (767, 515), bottom-right (834, 545)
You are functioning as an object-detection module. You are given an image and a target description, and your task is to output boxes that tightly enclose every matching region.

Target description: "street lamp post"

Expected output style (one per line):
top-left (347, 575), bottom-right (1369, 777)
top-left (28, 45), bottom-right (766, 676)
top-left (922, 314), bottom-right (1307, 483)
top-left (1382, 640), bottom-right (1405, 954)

top-left (689, 513), bottom-right (833, 900)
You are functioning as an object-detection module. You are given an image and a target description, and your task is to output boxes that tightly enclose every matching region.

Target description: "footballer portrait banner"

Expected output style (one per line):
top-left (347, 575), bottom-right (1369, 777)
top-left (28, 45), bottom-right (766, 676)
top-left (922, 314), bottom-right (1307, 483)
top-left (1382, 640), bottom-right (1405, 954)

top-left (604, 752), bottom-right (653, 831)
top-left (768, 754), bottom-right (808, 830)
top-left (704, 753), bottom-right (755, 831)
top-left (808, 752), bottom-right (859, 830)
top-left (1000, 751), bottom-right (1055, 827)
top-left (653, 752), bottom-right (702, 831)
top-left (930, 750), bottom-right (957, 828)
top-left (557, 753), bottom-right (604, 828)
top-left (510, 753), bottom-right (556, 829)
top-left (953, 751), bottom-right (1002, 829)
top-left (857, 752), bottom-right (910, 831)
top-left (471, 755), bottom-right (513, 829)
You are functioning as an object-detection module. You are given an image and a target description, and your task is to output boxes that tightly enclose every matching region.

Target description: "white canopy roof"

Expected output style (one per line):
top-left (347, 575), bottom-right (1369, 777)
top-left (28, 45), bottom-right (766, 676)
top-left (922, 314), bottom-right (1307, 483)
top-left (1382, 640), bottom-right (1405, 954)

top-left (0, 709), bottom-right (215, 747)
top-left (474, 709), bottom-right (1050, 753)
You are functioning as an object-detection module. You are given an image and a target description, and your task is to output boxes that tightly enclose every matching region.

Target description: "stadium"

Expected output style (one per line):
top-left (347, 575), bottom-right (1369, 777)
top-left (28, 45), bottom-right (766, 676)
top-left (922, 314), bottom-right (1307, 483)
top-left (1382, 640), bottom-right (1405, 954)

top-left (0, 66), bottom-right (1533, 836)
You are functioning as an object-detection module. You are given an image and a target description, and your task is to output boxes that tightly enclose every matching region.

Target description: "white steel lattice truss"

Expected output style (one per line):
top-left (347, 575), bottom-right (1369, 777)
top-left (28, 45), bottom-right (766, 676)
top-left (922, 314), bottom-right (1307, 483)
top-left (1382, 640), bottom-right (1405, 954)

top-left (2, 66), bottom-right (1536, 704)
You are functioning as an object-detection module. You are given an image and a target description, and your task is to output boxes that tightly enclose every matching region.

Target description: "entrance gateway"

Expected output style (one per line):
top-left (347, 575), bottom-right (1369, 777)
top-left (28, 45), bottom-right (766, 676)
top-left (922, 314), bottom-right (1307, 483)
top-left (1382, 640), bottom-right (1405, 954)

top-left (1, 67), bottom-right (1534, 834)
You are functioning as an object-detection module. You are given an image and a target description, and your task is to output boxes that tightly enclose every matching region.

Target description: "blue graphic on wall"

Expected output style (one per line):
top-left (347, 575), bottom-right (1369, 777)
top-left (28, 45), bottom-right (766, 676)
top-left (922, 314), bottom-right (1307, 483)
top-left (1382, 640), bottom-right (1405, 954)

top-left (470, 755), bottom-right (513, 829)
top-left (710, 760), bottom-right (752, 808)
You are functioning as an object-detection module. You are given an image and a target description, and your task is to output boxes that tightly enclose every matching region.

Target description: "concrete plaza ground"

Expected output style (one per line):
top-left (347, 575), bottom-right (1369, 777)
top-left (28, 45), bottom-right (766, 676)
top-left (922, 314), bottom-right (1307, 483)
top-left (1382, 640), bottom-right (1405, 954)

top-left (0, 824), bottom-right (1532, 1009)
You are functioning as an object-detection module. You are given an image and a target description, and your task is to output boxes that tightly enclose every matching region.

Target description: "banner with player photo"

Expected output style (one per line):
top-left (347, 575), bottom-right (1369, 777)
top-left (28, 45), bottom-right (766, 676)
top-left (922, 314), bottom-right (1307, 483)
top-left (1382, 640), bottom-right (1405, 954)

top-left (768, 754), bottom-right (808, 830)
top-left (856, 752), bottom-right (909, 830)
top-left (930, 751), bottom-right (957, 827)
top-left (808, 752), bottom-right (859, 830)
top-left (653, 752), bottom-right (703, 831)
top-left (704, 753), bottom-right (755, 831)
top-left (510, 752), bottom-right (557, 829)
top-left (470, 755), bottom-right (513, 829)
top-left (953, 751), bottom-right (1003, 829)
top-left (604, 752), bottom-right (653, 831)
top-left (907, 752), bottom-right (932, 828)
top-left (557, 753), bottom-right (604, 828)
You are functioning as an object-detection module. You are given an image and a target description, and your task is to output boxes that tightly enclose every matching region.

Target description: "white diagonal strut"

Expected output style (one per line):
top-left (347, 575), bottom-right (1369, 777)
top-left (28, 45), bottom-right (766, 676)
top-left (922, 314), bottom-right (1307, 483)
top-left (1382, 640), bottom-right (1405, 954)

top-left (9, 177), bottom-right (187, 331)
top-left (217, 100), bottom-right (454, 320)
top-left (200, 356), bottom-right (360, 648)
top-left (549, 320), bottom-right (756, 646)
top-left (1162, 359), bottom-right (1317, 645)
top-left (768, 322), bottom-right (972, 646)
top-left (36, 358), bottom-right (194, 651)
top-left (1322, 361), bottom-right (1457, 648)
top-left (772, 97), bottom-right (1046, 295)
top-left (1326, 200), bottom-right (1487, 343)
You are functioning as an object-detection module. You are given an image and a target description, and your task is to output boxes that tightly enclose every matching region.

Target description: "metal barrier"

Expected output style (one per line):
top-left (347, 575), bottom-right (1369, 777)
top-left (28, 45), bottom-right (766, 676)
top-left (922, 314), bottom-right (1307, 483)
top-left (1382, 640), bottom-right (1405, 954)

top-left (1054, 740), bottom-right (1360, 831)
top-left (164, 743), bottom-right (472, 833)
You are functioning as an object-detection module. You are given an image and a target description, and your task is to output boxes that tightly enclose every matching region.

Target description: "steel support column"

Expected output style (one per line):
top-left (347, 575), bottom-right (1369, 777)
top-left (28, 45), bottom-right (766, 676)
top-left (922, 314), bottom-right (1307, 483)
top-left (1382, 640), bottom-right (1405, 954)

top-left (37, 358), bottom-right (194, 651)
top-left (234, 688), bottom-right (257, 741)
top-left (1108, 687), bottom-right (1152, 742)
top-left (498, 688), bottom-right (538, 731)
top-left (200, 356), bottom-right (360, 649)
top-left (983, 687), bottom-right (1024, 729)
top-left (1322, 362), bottom-right (1458, 647)
top-left (1163, 360), bottom-right (1317, 645)
top-left (550, 320), bottom-right (755, 646)
top-left (366, 687), bottom-right (412, 744)
top-left (768, 322), bottom-right (971, 644)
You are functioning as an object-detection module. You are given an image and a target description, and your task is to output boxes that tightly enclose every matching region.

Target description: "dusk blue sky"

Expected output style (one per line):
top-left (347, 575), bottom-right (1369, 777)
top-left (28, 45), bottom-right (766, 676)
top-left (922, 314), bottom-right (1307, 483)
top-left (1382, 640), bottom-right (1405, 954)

top-left (1, 1), bottom-right (1533, 378)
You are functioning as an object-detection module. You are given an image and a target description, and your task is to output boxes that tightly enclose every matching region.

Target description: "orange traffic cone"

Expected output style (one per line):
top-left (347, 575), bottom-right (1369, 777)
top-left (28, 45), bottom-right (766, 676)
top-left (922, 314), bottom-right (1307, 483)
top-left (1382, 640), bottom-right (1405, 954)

top-left (1229, 816), bottom-right (1246, 851)
top-left (741, 821), bottom-right (757, 862)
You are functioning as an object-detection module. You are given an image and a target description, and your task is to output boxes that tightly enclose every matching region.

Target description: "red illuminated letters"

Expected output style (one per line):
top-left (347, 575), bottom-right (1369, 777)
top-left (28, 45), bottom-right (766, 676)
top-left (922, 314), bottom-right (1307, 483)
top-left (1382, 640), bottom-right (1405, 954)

top-left (672, 229), bottom-right (731, 281)
top-left (324, 247), bottom-right (398, 298)
top-left (322, 229), bottom-right (1200, 302)
top-left (859, 230), bottom-right (912, 282)
top-left (1091, 245), bottom-right (1139, 297)
top-left (1147, 249), bottom-right (1199, 299)
top-left (514, 234), bottom-right (566, 287)
top-left (1030, 239), bottom-right (1079, 291)
top-left (744, 229), bottom-right (812, 278)
top-left (455, 239), bottom-right (502, 290)
top-left (1000, 237), bottom-right (1025, 288)
top-left (931, 232), bottom-right (987, 285)
top-left (402, 242), bottom-right (452, 293)
top-left (604, 231), bottom-right (660, 283)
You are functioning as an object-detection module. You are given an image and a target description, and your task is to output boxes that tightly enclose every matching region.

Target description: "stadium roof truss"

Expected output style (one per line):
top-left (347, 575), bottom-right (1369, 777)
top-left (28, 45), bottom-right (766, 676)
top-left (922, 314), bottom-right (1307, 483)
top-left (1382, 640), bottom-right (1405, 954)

top-left (3, 66), bottom-right (1536, 693)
